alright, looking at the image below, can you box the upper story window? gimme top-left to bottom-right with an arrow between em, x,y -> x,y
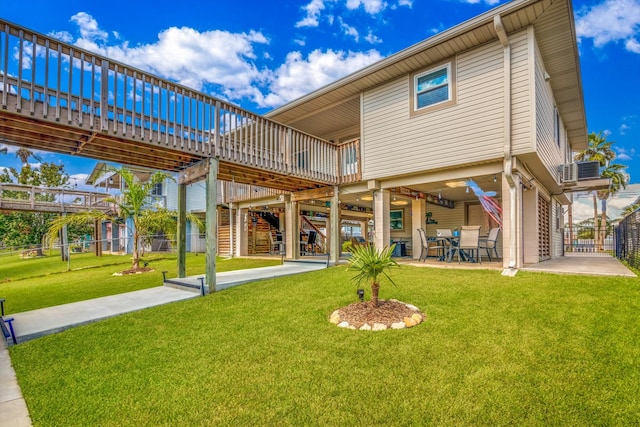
554,107 -> 561,147
410,60 -> 456,116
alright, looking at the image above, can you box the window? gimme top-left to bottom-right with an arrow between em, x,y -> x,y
390,209 -> 404,230
414,64 -> 452,110
554,107 -> 561,147
151,183 -> 163,196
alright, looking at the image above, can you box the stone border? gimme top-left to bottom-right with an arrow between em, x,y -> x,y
329,299 -> 425,331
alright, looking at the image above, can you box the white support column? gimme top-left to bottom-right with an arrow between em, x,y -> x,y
235,207 -> 248,257
373,189 -> 390,251
285,200 -> 299,259
329,186 -> 341,265
205,158 -> 218,294
411,198 -> 427,260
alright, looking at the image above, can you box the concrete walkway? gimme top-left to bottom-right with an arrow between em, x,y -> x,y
0,345 -> 31,427
1,260 -> 328,427
521,255 -> 636,277
164,259 -> 329,293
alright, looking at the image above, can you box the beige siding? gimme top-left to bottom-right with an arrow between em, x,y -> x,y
362,41 -> 505,179
532,34 -> 567,179
510,30 -> 534,153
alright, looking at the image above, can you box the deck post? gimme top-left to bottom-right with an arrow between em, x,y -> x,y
177,182 -> 187,278
205,157 -> 218,293
329,186 -> 341,265
94,219 -> 102,257
285,200 -> 299,259
60,214 -> 68,262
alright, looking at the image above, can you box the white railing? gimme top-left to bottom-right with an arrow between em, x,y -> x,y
0,183 -> 114,212
0,19 -> 361,186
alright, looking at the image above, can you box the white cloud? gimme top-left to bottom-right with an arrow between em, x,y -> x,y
65,13 -> 270,102
261,48 -> 383,107
365,30 -> 382,44
619,124 -> 631,136
456,0 -> 501,5
627,37 -> 640,52
576,0 -> 640,53
346,0 -> 387,15
296,0 -> 329,28
570,185 -> 640,221
70,12 -> 108,42
615,145 -> 635,161
339,18 -> 360,41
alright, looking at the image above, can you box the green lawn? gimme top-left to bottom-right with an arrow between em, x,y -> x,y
0,252 -> 280,313
8,265 -> 640,426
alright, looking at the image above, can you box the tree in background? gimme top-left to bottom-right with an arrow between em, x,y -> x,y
48,165 -> 201,271
621,200 -> 640,218
575,131 -> 628,251
0,148 -> 83,249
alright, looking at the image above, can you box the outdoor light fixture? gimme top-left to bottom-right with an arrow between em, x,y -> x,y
360,194 -> 373,201
493,174 -> 497,183
357,288 -> 365,302
466,186 -> 469,193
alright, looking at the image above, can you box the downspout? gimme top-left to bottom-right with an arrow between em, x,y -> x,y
494,15 -> 518,275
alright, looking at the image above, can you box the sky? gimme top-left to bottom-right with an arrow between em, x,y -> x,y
0,0 -> 639,220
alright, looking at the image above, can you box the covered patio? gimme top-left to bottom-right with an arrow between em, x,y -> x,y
398,255 -> 635,277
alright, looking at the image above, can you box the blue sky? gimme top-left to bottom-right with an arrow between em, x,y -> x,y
1,0 -> 639,219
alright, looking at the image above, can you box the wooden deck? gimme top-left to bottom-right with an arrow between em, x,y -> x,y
0,19 -> 361,192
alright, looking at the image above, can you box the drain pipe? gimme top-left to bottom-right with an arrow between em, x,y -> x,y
494,15 -> 518,276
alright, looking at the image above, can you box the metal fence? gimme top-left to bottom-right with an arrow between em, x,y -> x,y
615,210 -> 640,270
563,226 -> 614,257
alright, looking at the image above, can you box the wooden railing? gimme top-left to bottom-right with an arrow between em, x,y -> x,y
0,19 -> 361,186
0,183 -> 114,213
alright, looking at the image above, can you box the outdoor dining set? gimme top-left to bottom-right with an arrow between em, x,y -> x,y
417,226 -> 500,263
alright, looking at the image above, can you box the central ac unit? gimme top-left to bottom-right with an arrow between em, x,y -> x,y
561,163 -> 577,183
576,161 -> 601,180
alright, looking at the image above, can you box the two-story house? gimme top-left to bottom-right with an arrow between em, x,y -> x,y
226,0 -> 608,270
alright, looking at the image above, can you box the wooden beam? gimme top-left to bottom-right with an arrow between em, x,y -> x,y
179,160 -> 209,185
291,186 -> 335,202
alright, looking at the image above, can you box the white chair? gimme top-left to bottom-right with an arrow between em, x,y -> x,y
479,227 -> 500,261
269,232 -> 285,255
417,228 -> 446,261
449,225 -> 481,263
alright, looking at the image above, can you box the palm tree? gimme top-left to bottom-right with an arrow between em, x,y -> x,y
48,165 -> 201,271
347,244 -> 398,307
575,131 -> 626,251
621,201 -> 640,217
596,162 -> 628,247
15,147 -> 42,165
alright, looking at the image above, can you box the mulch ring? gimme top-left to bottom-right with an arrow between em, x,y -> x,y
112,267 -> 154,276
329,299 -> 425,331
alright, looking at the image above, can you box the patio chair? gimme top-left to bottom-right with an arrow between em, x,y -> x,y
269,232 -> 285,255
449,225 -> 481,263
304,230 -> 318,255
479,227 -> 500,261
417,228 -> 446,261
